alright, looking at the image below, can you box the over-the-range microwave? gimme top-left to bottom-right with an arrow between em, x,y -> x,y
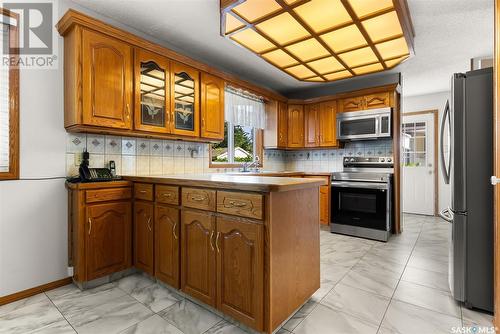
336,107 -> 392,141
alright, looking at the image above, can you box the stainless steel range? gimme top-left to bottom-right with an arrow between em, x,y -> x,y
331,156 -> 394,242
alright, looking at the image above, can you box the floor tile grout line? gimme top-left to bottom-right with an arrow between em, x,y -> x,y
43,292 -> 79,334
375,219 -> 425,333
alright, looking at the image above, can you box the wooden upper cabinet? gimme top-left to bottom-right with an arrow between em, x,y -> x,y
82,29 -> 133,129
319,100 -> 337,147
134,48 -> 171,133
339,92 -> 392,112
305,104 -> 320,147
201,73 -> 225,140
171,62 -> 200,137
278,102 -> 288,148
155,205 -> 180,288
181,210 -> 216,306
338,95 -> 364,113
85,201 -> 132,280
364,92 -> 391,110
287,104 -> 304,148
134,201 -> 154,275
216,217 -> 264,331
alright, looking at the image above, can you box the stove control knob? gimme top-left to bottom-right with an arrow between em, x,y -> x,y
350,158 -> 355,162
387,158 -> 392,162
380,158 -> 385,162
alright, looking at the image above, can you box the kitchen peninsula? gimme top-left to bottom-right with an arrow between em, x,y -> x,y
67,174 -> 325,334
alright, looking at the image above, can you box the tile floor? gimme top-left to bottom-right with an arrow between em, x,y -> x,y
0,214 -> 495,334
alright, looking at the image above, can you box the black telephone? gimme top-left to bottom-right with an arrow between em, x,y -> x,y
78,150 -> 115,182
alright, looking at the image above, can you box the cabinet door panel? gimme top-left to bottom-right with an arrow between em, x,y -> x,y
339,96 -> 364,112
181,210 -> 216,306
82,29 -> 132,129
134,201 -> 154,275
319,100 -> 337,147
216,217 -> 264,330
278,102 -> 288,148
171,62 -> 200,137
134,48 -> 170,133
86,201 -> 131,280
155,205 -> 180,288
287,105 -> 304,148
364,92 -> 391,109
305,104 -> 319,147
201,73 -> 225,140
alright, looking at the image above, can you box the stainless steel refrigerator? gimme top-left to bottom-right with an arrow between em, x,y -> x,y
439,67 -> 493,312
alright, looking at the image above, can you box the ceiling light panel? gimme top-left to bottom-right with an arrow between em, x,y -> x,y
221,0 -> 414,82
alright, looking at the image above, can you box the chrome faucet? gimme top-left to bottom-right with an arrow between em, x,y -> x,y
241,156 -> 261,172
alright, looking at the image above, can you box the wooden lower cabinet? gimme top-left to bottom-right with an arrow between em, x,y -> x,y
319,185 -> 329,225
134,201 -> 154,275
181,210 -> 217,306
155,205 -> 180,288
216,217 -> 264,330
86,201 -> 132,280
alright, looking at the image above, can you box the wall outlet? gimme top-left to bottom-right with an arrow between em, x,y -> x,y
67,266 -> 74,277
74,153 -> 83,166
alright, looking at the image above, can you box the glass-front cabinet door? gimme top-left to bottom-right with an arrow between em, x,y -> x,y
134,48 -> 170,133
171,62 -> 200,137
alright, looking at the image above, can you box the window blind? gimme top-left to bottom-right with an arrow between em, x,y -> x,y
0,24 -> 9,172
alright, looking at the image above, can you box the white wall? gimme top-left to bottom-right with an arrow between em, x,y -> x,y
402,91 -> 451,215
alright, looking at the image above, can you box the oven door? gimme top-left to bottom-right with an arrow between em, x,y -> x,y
331,181 -> 389,231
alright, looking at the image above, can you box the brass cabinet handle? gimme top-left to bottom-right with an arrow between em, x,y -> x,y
147,216 -> 152,232
162,193 -> 173,198
202,118 -> 205,129
173,221 -> 178,240
88,218 -> 92,235
210,230 -> 215,251
229,200 -> 247,208
125,104 -> 130,119
190,195 -> 206,202
216,232 -> 221,253
138,190 -> 147,194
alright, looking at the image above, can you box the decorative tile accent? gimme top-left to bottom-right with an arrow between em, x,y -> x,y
163,140 -> 174,157
87,135 -> 105,154
67,133 -> 87,153
137,139 -> 151,156
122,138 -> 137,156
173,142 -> 185,157
105,136 -> 122,155
150,140 -> 163,156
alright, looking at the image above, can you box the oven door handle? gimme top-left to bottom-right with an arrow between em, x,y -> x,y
331,181 -> 388,190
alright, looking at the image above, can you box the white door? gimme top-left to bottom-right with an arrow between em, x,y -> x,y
402,113 -> 436,215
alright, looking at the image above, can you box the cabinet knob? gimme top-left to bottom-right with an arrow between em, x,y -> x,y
125,104 -> 130,120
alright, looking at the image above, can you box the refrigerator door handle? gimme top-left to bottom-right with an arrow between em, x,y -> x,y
440,100 -> 451,185
439,207 -> 454,223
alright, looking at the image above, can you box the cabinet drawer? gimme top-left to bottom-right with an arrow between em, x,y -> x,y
156,185 -> 179,205
86,187 -> 131,203
134,183 -> 154,201
182,188 -> 216,211
217,191 -> 263,220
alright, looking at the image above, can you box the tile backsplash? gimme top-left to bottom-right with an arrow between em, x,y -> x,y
66,133 -> 228,177
264,139 -> 393,173
66,134 -> 392,176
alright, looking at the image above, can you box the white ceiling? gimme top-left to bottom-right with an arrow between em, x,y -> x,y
69,0 -> 493,97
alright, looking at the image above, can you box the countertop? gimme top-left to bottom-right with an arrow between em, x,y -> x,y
122,173 -> 326,192
228,171 -> 332,177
